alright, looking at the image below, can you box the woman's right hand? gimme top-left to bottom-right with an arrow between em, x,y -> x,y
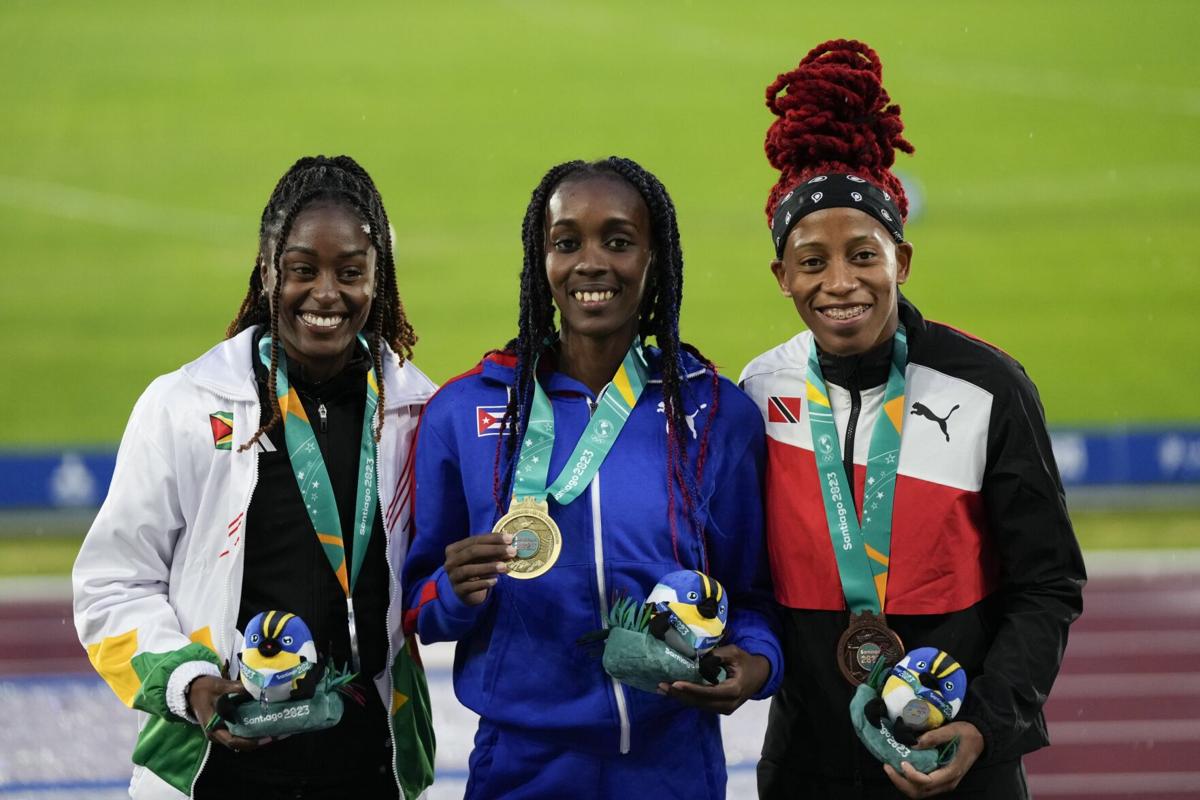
444,532 -> 515,605
186,675 -> 271,753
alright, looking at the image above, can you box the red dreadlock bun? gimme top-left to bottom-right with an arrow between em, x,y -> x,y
764,39 -> 914,223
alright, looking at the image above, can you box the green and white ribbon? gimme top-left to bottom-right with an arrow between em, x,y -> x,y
513,339 -> 649,505
805,328 -> 908,613
258,335 -> 379,670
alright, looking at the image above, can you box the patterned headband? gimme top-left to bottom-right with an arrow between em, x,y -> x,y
771,174 -> 905,258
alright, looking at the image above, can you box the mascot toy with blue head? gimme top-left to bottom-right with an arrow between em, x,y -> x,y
238,611 -> 319,702
208,610 -> 360,739
647,569 -> 728,660
880,647 -> 967,742
849,646 -> 967,774
580,570 -> 729,693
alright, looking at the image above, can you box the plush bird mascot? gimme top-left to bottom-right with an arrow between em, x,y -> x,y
209,610 -> 359,739
238,611 -> 319,703
579,570 -> 729,693
849,647 -> 965,774
646,570 -> 729,658
880,647 -> 967,744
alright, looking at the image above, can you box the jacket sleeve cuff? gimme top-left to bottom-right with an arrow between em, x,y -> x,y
166,660 -> 222,723
732,633 -> 783,700
953,711 -> 993,758
415,568 -> 492,643
435,568 -> 490,620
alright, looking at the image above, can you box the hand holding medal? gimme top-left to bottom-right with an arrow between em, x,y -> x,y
490,339 -> 648,580
443,532 -> 518,605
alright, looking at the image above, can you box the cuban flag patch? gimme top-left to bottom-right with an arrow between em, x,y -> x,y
476,405 -> 508,436
767,396 -> 802,424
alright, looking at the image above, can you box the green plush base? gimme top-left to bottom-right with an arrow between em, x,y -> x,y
601,627 -> 724,694
222,689 -> 345,738
849,683 -> 956,774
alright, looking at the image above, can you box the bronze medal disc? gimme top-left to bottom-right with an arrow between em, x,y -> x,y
836,611 -> 904,685
491,497 -> 562,580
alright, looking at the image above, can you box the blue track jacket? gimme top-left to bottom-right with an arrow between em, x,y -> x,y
402,347 -> 782,755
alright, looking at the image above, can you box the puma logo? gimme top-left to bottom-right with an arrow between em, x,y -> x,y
910,402 -> 959,442
657,401 -> 708,439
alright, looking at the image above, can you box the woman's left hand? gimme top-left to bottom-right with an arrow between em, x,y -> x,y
883,721 -> 985,797
657,645 -> 770,715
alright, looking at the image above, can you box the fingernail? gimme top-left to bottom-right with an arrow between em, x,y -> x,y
496,562 -> 508,573
506,546 -> 517,557
502,533 -> 513,544
487,578 -> 498,586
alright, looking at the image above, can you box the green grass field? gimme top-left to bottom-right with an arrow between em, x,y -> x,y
2,1 -> 1199,446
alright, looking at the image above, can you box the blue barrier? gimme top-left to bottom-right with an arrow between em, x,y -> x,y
0,452 -> 116,509
1048,429 -> 1200,486
1,428 -> 1198,509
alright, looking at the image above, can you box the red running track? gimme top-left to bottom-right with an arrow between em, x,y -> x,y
4,566 -> 1198,798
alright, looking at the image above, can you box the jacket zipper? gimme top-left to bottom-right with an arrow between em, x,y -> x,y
318,401 -> 328,434
843,386 -> 861,513
588,397 -> 631,754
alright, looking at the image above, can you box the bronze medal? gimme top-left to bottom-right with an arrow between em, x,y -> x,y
836,610 -> 904,685
491,496 -> 562,580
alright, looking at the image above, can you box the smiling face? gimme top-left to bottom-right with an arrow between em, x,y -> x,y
770,206 -> 912,356
261,202 -> 377,380
544,175 -> 653,345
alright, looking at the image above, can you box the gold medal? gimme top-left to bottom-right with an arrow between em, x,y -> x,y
836,610 -> 904,685
491,496 -> 562,580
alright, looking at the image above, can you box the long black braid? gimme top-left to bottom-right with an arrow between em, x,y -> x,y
493,157 -> 721,568
227,155 -> 418,452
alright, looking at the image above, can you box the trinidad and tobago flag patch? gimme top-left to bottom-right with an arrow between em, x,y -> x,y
476,405 -> 507,437
209,411 -> 234,450
767,396 -> 802,424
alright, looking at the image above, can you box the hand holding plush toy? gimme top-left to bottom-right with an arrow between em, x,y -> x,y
209,610 -> 360,739
580,570 -> 730,693
849,647 -> 966,775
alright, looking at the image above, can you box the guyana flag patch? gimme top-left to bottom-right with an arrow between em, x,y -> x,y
209,411 -> 234,450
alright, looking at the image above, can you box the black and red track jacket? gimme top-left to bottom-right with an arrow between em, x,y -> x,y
740,296 -> 1086,794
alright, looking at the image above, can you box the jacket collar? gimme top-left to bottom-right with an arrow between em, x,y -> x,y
478,343 -> 709,396
809,293 -> 925,390
898,291 -> 926,342
181,326 -> 435,410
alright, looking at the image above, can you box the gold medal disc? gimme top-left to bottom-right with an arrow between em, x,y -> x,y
836,610 -> 904,685
492,497 -> 562,580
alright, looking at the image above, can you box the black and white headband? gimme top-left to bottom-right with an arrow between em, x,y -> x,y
770,174 -> 905,258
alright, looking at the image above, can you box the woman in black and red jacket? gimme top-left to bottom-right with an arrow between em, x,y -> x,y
739,39 -> 1085,799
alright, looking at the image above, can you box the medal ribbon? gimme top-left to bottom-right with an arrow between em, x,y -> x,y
258,335 -> 379,669
806,327 -> 908,614
513,339 -> 649,506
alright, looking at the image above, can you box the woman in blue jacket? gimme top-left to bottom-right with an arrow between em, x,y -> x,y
402,157 -> 782,798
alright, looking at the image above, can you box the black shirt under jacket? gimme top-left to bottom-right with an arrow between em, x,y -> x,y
196,333 -> 394,793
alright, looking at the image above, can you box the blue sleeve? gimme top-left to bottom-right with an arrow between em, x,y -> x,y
401,394 -> 494,643
704,385 -> 783,700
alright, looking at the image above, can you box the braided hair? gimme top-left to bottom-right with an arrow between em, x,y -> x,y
493,157 -> 720,568
227,155 -> 418,451
764,39 -> 915,222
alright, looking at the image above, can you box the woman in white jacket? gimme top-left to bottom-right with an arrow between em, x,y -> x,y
73,156 -> 436,799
